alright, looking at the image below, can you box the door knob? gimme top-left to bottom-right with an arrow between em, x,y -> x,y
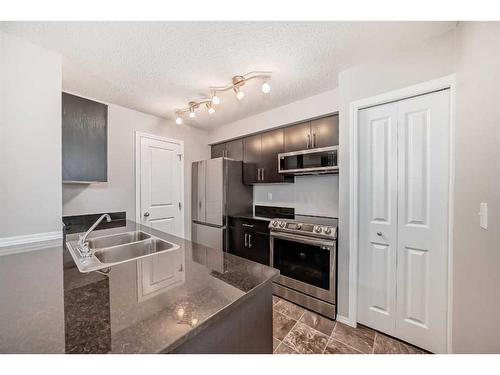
144,212 -> 150,217
376,231 -> 382,236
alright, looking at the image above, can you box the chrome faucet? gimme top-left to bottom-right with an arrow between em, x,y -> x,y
77,214 -> 111,258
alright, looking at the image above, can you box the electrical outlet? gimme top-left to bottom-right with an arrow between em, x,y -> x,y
267,193 -> 273,201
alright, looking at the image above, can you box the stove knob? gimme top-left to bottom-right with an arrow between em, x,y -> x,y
279,221 -> 286,228
272,220 -> 278,227
324,227 -> 332,235
296,223 -> 302,230
314,225 -> 322,233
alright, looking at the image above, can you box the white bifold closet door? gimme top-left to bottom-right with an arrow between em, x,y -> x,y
358,89 -> 450,353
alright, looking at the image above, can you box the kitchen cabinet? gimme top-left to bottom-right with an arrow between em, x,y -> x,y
284,115 -> 338,152
62,92 -> 108,183
242,133 -> 262,184
311,115 -> 339,149
228,217 -> 270,266
211,143 -> 225,158
243,129 -> 291,184
284,121 -> 312,152
211,139 -> 243,160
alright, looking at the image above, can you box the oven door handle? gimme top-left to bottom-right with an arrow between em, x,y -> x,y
270,232 -> 335,248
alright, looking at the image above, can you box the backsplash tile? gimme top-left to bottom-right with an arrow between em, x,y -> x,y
253,175 -> 338,217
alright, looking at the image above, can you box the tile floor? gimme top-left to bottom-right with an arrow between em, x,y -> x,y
272,295 -> 427,354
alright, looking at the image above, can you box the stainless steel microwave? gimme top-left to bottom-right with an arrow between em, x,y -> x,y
278,146 -> 338,175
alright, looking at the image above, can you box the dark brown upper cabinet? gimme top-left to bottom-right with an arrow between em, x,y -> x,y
62,92 -> 108,183
242,133 -> 261,184
284,115 -> 338,152
211,143 -> 225,158
210,139 -> 243,160
243,129 -> 292,184
284,121 -> 312,152
311,115 -> 339,149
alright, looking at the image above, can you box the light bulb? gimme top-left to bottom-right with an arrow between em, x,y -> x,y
206,103 -> 215,115
261,81 -> 271,94
175,116 -> 182,125
189,108 -> 196,118
211,95 -> 220,105
233,86 -> 245,101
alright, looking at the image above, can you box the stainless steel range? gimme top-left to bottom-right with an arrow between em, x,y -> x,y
269,215 -> 338,318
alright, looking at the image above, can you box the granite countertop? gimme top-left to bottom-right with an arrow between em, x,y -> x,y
0,220 -> 278,354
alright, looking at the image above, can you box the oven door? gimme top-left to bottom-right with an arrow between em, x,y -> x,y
270,231 -> 336,304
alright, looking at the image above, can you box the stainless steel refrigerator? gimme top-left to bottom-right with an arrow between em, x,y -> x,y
192,158 -> 252,251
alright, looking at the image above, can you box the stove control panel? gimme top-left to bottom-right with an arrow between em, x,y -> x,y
269,220 -> 337,240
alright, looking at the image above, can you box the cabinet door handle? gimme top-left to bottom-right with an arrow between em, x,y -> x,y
242,223 -> 254,228
257,168 -> 261,181
313,133 -> 316,148
248,234 -> 252,248
262,168 -> 265,181
307,134 -> 311,148
244,233 -> 248,247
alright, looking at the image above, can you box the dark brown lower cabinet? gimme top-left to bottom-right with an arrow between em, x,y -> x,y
228,217 -> 270,266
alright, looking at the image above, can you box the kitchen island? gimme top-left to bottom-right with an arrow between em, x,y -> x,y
0,220 -> 278,354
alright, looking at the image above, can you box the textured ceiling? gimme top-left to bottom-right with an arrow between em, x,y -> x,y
0,21 -> 456,129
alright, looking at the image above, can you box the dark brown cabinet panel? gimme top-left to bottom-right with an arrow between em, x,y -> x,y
243,134 -> 262,184
228,218 -> 270,266
284,121 -> 311,152
62,92 -> 108,183
211,139 -> 243,160
211,143 -> 225,158
311,115 -> 339,148
260,128 -> 284,183
225,139 -> 243,160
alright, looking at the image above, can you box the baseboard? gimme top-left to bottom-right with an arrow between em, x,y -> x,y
0,231 -> 63,256
336,314 -> 356,327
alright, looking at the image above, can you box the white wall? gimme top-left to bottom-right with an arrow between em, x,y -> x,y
451,22 -> 500,353
0,31 -> 62,238
62,101 -> 210,240
208,89 -> 339,144
336,30 -> 456,317
254,175 -> 339,217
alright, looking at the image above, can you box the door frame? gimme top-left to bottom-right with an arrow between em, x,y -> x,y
347,75 -> 456,353
135,131 -> 185,238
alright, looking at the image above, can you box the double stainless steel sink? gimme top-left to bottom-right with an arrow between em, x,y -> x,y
66,230 -> 180,273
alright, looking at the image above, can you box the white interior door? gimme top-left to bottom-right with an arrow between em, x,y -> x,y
358,102 -> 399,336
395,90 -> 450,353
357,89 -> 450,353
138,134 -> 183,237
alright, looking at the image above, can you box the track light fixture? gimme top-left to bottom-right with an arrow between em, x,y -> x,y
174,71 -> 271,124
